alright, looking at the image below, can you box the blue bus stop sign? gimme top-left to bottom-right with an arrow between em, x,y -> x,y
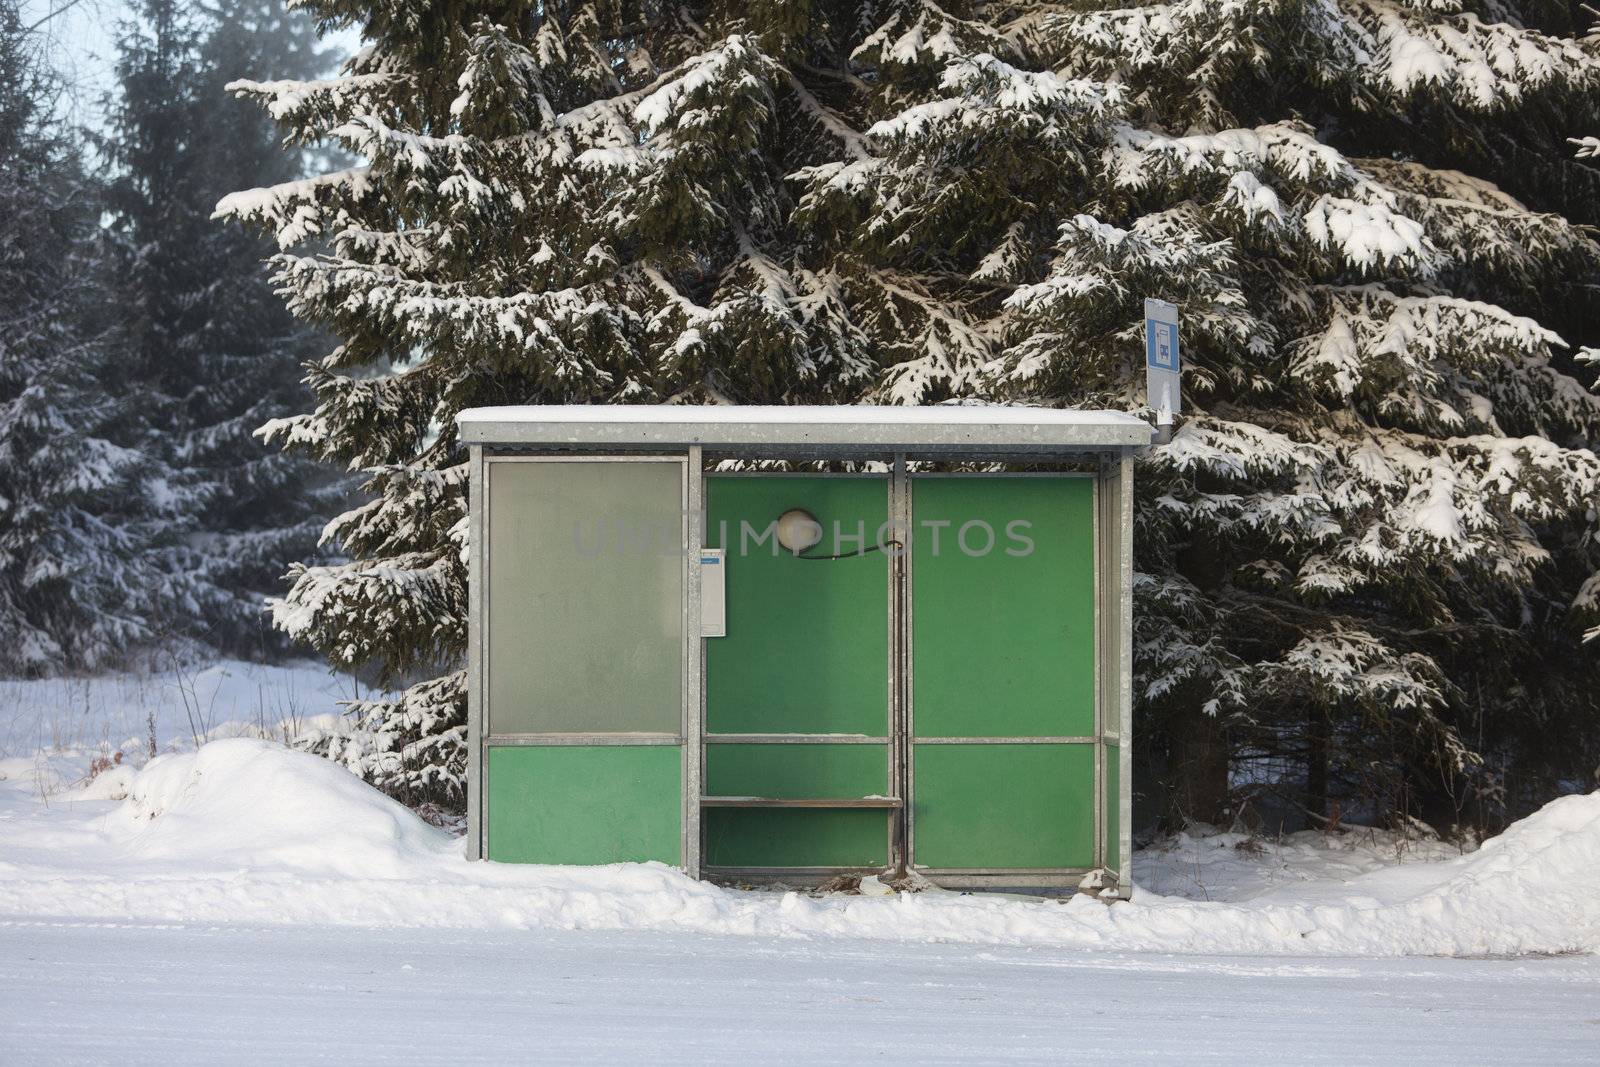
1144,298 -> 1180,416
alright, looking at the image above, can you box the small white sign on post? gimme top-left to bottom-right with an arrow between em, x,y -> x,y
699,548 -> 726,638
1144,298 -> 1180,422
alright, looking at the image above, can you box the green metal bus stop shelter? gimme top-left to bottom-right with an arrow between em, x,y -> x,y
458,405 -> 1150,896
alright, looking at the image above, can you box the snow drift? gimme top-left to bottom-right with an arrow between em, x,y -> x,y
2,738 -> 1597,957
104,738 -> 454,878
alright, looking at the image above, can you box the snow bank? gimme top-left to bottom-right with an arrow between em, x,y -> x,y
2,739 -> 1596,958
1274,791 -> 1600,955
105,739 -> 454,878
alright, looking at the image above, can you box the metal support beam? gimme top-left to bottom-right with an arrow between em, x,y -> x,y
1094,451 -> 1137,898
684,445 -> 704,878
465,444 -> 485,860
890,453 -> 911,875
1116,452 -> 1135,899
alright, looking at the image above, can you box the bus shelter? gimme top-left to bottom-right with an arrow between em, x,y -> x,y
458,405 -> 1148,895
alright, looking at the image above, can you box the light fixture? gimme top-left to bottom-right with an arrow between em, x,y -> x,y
776,508 -> 823,554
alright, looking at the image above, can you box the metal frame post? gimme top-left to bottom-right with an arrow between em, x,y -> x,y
1094,451 -> 1136,898
684,445 -> 703,877
890,453 -> 910,873
466,444 -> 486,859
1117,451 -> 1135,899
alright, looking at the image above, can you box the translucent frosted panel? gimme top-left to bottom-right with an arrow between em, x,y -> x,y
487,460 -> 683,734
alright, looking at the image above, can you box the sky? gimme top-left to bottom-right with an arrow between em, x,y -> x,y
19,0 -> 121,126
20,0 -> 358,130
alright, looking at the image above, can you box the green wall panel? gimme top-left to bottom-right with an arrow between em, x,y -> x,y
912,743 -> 1094,870
487,745 -> 681,865
1104,743 -> 1120,873
705,744 -> 887,799
705,476 -> 889,736
487,460 -> 682,735
912,476 -> 1095,738
704,809 -> 888,869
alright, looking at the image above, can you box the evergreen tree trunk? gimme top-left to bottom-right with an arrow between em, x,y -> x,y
1307,707 -> 1331,828
1171,707 -> 1231,827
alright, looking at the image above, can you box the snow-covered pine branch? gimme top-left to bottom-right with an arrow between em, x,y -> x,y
226,0 -> 1600,817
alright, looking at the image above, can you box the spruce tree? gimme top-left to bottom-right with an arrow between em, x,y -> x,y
0,0 -> 179,673
227,1 -> 1600,824
102,0 -> 337,660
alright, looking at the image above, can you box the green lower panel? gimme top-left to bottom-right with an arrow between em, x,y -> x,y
705,743 -> 887,799
487,745 -> 681,865
1104,744 -> 1120,874
912,743 -> 1095,869
703,808 -> 888,869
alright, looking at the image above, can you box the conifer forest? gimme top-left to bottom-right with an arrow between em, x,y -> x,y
8,0 -> 1600,839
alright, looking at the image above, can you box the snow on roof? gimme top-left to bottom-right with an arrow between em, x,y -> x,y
458,404 -> 1146,427
456,404 -> 1152,452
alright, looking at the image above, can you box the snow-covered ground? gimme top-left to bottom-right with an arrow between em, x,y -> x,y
4,921 -> 1596,1063
1134,823 -> 1467,901
6,732 -> 1598,957
1,665 -> 1598,1060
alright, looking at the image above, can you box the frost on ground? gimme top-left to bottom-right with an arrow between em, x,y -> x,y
2,736 -> 1597,959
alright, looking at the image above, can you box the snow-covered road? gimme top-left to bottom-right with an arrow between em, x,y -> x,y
2,919 -> 1596,1063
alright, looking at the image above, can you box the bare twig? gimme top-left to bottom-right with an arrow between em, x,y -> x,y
23,0 -> 94,35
